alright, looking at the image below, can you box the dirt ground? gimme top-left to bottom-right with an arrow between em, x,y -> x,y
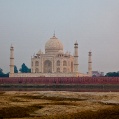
0,91 -> 119,119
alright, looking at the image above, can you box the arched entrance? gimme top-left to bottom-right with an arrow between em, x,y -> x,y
35,68 -> 39,73
44,60 -> 52,73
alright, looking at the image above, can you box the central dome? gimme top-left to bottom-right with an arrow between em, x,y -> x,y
45,35 -> 63,54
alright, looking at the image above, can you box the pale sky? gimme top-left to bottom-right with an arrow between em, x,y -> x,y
0,0 -> 119,74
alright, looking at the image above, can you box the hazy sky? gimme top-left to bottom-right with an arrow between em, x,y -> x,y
0,0 -> 119,74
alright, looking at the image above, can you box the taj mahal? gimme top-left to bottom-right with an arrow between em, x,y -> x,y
9,34 -> 92,77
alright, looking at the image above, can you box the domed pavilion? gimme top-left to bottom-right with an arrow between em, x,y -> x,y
31,34 -> 75,75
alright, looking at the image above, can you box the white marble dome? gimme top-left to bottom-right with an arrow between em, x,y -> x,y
45,35 -> 63,53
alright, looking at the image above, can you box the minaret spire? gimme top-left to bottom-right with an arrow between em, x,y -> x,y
88,51 -> 92,77
9,45 -> 14,77
74,41 -> 79,73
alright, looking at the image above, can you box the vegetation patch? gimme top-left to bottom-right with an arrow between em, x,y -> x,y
9,98 -> 27,102
17,95 -> 87,101
40,102 -> 78,106
99,101 -> 119,106
51,101 -> 78,106
0,104 -> 43,118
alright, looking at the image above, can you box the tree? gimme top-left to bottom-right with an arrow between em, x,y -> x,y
0,68 -> 3,75
3,72 -> 9,77
19,63 -> 31,73
14,65 -> 18,73
0,68 -> 9,77
105,72 -> 119,77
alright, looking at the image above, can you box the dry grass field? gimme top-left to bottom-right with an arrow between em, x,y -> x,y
0,91 -> 119,119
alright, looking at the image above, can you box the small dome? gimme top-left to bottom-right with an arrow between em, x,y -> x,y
58,50 -> 64,54
65,51 -> 69,56
45,35 -> 63,54
36,49 -> 42,55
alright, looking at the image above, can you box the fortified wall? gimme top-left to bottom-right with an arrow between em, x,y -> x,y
1,77 -> 119,84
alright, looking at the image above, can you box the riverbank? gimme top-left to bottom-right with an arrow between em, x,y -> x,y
0,91 -> 119,119
1,84 -> 119,92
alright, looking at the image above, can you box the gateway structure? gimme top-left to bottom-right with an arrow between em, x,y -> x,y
9,34 -> 92,77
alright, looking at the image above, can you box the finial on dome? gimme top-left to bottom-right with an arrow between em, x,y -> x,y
10,44 -> 14,48
53,30 -> 55,37
89,50 -> 92,53
74,40 -> 78,45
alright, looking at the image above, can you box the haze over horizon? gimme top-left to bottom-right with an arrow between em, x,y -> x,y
0,0 -> 119,74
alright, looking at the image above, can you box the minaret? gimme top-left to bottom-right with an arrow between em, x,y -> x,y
74,41 -> 79,73
10,45 -> 14,76
88,51 -> 92,77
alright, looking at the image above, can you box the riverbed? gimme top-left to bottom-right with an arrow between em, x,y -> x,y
0,91 -> 119,119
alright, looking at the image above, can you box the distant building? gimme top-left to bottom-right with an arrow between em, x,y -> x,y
92,71 -> 104,77
9,34 -> 92,77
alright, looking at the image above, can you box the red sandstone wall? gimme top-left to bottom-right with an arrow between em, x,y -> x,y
0,77 -> 119,84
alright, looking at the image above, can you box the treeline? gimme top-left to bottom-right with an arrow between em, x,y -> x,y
0,68 -> 9,77
105,72 -> 119,77
1,64 -> 119,77
0,63 -> 31,77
